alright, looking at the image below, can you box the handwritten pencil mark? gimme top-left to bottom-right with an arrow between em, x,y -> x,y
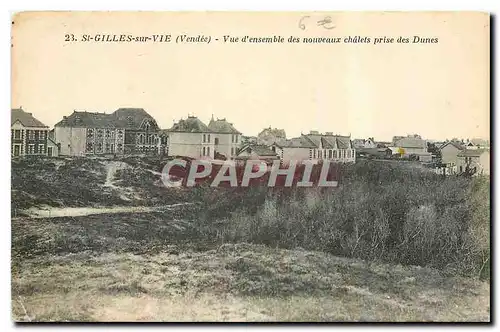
298,15 -> 336,30
298,16 -> 310,30
317,16 -> 336,30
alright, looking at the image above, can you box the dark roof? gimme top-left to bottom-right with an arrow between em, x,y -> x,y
457,149 -> 489,157
54,108 -> 158,130
11,108 -> 48,128
304,134 -> 352,149
274,134 -> 352,149
439,141 -> 465,151
168,116 -> 212,133
208,118 -> 241,134
276,136 -> 316,148
238,144 -> 278,157
54,111 -> 117,128
113,108 -> 158,129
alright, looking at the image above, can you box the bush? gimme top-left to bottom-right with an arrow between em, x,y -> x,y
194,160 -> 490,278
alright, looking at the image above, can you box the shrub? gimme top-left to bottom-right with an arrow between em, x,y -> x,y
195,160 -> 490,278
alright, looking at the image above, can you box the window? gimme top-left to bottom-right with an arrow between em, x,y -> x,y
309,149 -> 313,159
203,146 -> 206,156
87,128 -> 94,138
328,150 -> 332,159
96,142 -> 103,153
40,131 -> 46,140
231,147 -> 234,155
28,130 -> 35,140
28,144 -> 35,154
117,130 -> 124,140
105,130 -> 111,139
324,150 -> 327,158
236,135 -> 239,143
97,129 -> 103,138
215,138 -> 219,145
207,134 -> 211,143
333,150 -> 337,158
86,142 -> 94,153
207,147 -> 210,156
136,133 -> 145,145
203,134 -> 206,143
313,149 -> 316,159
231,135 -> 235,143
14,130 -> 21,140
38,144 -> 45,154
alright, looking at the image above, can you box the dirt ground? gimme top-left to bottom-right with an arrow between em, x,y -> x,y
12,241 -> 490,322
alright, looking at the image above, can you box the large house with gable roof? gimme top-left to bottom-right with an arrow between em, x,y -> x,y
163,115 -> 242,159
53,108 -> 161,156
164,116 -> 215,158
271,131 -> 356,163
11,108 -> 50,157
208,116 -> 242,159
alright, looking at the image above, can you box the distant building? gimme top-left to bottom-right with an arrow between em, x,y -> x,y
439,141 -> 465,168
457,149 -> 490,175
11,108 -> 49,157
465,138 -> 490,150
235,144 -> 279,162
241,136 -> 257,146
257,127 -> 286,146
391,134 -> 431,161
272,131 -> 355,163
352,137 -> 377,149
357,147 -> 392,159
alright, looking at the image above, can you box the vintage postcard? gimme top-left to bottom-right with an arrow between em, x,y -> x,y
11,11 -> 490,322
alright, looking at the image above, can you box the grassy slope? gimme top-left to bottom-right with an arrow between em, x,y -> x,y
11,157 -> 188,211
12,243 -> 489,322
11,158 -> 490,322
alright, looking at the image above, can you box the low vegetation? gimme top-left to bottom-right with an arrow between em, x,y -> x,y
11,157 -> 490,322
195,160 -> 490,279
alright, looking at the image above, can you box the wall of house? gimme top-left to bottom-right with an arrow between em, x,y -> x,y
213,133 -> 241,159
11,122 -> 26,156
440,145 -> 460,165
400,147 -> 427,155
54,127 -> 87,156
457,152 -> 490,176
280,147 -> 356,163
11,123 -> 49,157
124,129 -> 160,154
85,128 -> 126,155
479,152 -> 490,175
281,148 -> 311,163
47,139 -> 60,157
168,132 -> 214,158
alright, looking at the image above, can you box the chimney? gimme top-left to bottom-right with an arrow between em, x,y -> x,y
325,132 -> 333,135
309,130 -> 319,135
